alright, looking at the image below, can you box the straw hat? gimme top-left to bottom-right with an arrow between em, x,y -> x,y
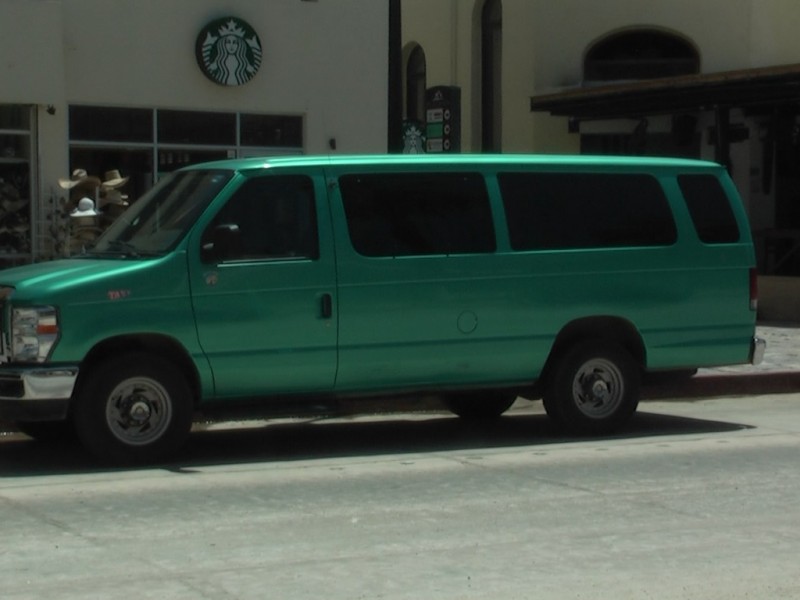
59,169 -> 101,190
99,189 -> 129,208
101,169 -> 129,189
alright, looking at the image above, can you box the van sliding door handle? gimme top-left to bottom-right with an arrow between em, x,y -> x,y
320,293 -> 333,319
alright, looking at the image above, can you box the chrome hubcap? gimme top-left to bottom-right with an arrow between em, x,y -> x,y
572,358 -> 624,419
106,377 -> 172,446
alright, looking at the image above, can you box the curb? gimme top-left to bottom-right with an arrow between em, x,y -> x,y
642,370 -> 800,400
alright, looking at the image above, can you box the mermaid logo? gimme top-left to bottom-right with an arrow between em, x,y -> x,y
196,17 -> 262,86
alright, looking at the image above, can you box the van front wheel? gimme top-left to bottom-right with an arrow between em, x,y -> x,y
73,355 -> 193,464
543,340 -> 639,434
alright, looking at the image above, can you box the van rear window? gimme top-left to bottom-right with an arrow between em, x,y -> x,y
498,172 -> 677,250
340,173 -> 496,257
678,174 -> 741,244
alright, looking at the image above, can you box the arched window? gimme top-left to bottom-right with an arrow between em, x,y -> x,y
406,45 -> 427,122
481,0 -> 502,151
585,29 -> 699,82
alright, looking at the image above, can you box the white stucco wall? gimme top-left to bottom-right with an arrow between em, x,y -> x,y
0,0 -> 66,105
749,0 -> 800,67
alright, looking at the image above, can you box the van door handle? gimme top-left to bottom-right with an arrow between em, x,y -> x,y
320,293 -> 333,319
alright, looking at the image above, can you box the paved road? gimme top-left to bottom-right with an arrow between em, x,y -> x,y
2,391 -> 800,600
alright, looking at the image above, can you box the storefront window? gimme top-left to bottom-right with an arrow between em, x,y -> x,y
68,148 -> 153,204
61,106 -> 303,257
0,106 -> 30,130
68,106 -> 303,188
69,106 -> 153,143
0,105 -> 33,267
158,110 -> 236,145
240,114 -> 303,148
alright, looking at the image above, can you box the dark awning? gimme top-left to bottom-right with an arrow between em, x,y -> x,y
530,63 -> 800,119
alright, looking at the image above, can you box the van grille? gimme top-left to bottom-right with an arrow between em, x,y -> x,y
0,376 -> 24,398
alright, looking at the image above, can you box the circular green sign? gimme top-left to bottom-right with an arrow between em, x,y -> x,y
196,17 -> 262,86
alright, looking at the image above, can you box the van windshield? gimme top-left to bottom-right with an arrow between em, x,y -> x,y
88,170 -> 233,257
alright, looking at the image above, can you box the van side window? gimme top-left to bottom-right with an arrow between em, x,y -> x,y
203,175 -> 319,261
678,174 -> 741,244
498,172 -> 677,250
339,173 -> 496,257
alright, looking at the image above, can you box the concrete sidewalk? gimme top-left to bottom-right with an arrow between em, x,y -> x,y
641,322 -> 800,400
704,323 -> 800,375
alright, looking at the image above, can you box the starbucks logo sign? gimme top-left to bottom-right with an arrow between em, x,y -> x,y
196,17 -> 262,86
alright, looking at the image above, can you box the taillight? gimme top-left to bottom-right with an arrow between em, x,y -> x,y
749,268 -> 758,312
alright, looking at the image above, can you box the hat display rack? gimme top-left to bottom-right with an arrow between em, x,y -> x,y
0,170 -> 31,257
51,168 -> 130,255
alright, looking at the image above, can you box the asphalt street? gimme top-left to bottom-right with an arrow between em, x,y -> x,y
1,323 -> 799,600
2,391 -> 800,600
3,317 -> 800,600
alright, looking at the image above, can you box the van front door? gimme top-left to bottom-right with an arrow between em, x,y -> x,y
188,173 -> 337,398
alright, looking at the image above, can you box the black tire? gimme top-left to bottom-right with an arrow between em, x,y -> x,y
443,392 -> 517,420
15,420 -> 76,443
73,354 -> 194,464
543,340 -> 640,434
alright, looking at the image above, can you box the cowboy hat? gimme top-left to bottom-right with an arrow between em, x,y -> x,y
99,189 -> 129,208
101,169 -> 129,189
58,169 -> 101,190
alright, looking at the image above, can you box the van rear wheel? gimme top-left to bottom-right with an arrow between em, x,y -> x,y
443,392 -> 517,420
543,340 -> 639,434
73,354 -> 193,464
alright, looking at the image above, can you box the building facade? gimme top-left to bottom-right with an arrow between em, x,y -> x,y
401,0 -> 800,289
5,0 -> 800,306
0,0 -> 389,264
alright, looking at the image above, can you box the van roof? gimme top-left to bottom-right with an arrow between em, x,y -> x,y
185,153 -> 723,172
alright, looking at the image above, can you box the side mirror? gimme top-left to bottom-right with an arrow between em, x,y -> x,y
202,223 -> 242,262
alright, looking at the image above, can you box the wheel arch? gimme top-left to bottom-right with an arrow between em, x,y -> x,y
75,334 -> 202,408
539,316 -> 646,388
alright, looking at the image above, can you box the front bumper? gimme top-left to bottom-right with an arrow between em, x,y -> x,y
0,366 -> 78,422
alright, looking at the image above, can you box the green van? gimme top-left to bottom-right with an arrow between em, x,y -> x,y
0,155 -> 764,462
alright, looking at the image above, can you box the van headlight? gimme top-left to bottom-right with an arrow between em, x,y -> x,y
11,306 -> 59,362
